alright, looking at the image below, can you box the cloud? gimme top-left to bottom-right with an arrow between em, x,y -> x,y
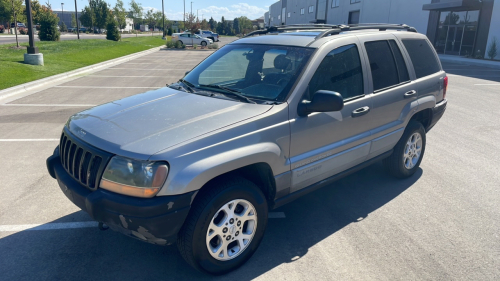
143,6 -> 160,13
165,3 -> 267,21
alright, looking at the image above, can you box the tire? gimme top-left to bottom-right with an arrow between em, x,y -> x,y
178,40 -> 183,45
384,121 -> 426,178
177,177 -> 268,275
201,41 -> 207,47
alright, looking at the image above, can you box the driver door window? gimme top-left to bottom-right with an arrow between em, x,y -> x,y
308,44 -> 363,101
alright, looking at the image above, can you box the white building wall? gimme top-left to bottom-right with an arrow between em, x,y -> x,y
269,1 -> 282,26
286,0 -> 319,25
486,0 -> 500,59
326,0 -> 429,33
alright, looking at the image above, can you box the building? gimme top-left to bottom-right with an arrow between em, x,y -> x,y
252,16 -> 265,29
53,10 -> 81,29
122,18 -> 134,32
265,0 -> 500,59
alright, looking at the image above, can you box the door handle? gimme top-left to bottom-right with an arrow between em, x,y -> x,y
404,90 -> 417,98
352,106 -> 370,118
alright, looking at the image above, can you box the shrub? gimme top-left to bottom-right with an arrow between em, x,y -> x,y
193,43 -> 198,49
38,6 -> 60,41
60,22 -> 67,32
0,25 -> 5,33
174,40 -> 183,49
487,37 -> 498,60
106,18 -> 121,41
18,27 -> 27,35
208,43 -> 219,49
166,40 -> 174,48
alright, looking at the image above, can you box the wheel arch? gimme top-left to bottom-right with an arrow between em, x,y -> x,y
409,108 -> 433,131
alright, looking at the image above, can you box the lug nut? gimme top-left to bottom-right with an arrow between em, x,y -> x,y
229,218 -> 234,224
237,221 -> 241,226
235,231 -> 239,236
223,227 -> 228,233
226,235 -> 231,241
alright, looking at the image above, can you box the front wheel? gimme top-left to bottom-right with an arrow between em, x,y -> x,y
178,40 -> 183,45
201,41 -> 207,47
384,121 -> 426,178
177,177 -> 268,275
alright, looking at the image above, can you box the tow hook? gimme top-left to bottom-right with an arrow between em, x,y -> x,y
98,222 -> 109,231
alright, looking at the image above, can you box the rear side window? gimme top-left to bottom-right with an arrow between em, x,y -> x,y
402,39 -> 441,79
309,44 -> 364,101
365,40 -> 409,91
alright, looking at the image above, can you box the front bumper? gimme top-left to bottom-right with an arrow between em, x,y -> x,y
46,148 -> 194,245
427,98 -> 447,132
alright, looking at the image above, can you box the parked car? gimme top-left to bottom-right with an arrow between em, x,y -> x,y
172,32 -> 213,46
196,29 -> 219,42
10,22 -> 26,28
79,27 -> 87,33
47,23 -> 447,275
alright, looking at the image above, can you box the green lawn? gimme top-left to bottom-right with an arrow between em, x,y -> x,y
0,36 -> 167,90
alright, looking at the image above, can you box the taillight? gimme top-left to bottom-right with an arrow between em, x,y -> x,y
443,76 -> 448,99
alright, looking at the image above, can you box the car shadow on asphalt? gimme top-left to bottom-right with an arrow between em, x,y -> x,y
0,162 -> 422,280
442,62 -> 500,83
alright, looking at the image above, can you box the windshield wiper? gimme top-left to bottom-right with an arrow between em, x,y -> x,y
178,79 -> 195,93
198,84 -> 256,104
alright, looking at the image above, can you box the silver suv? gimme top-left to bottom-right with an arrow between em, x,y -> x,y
46,24 -> 448,274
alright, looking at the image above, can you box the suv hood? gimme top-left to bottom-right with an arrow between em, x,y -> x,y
67,87 -> 272,159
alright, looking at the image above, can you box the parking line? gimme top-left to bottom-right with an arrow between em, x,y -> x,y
0,139 -> 59,141
0,212 -> 286,232
2,104 -> 96,107
108,68 -> 191,70
87,75 -> 168,78
474,84 -> 500,85
54,86 -> 161,89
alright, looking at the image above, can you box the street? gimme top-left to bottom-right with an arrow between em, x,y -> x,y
0,32 -> 164,45
0,36 -> 499,280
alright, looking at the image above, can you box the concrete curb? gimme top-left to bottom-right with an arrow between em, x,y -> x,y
439,55 -> 500,70
0,46 -> 162,100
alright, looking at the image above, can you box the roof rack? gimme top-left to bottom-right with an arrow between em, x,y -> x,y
243,23 -> 417,39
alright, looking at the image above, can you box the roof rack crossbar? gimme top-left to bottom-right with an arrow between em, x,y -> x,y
243,23 -> 417,39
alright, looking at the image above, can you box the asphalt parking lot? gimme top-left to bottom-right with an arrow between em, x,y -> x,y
1,38 -> 499,280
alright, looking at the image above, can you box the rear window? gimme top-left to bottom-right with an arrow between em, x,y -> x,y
402,39 -> 441,79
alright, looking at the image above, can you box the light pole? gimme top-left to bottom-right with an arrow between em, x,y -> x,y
74,0 -> 79,39
61,3 -> 64,31
24,0 -> 43,65
183,0 -> 185,31
161,0 -> 165,39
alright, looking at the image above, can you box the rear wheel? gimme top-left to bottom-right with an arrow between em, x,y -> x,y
177,177 -> 268,275
201,41 -> 207,47
178,40 -> 183,45
384,121 -> 426,178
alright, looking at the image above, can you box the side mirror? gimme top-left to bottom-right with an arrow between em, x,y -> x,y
184,71 -> 190,76
297,90 -> 344,117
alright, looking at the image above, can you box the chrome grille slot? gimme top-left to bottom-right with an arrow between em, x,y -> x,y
58,129 -> 112,191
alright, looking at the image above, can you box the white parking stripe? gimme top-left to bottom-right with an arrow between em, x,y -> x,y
108,68 -> 191,70
87,76 -> 168,77
54,86 -> 161,89
0,212 -> 286,232
2,104 -> 96,107
0,139 -> 59,141
474,84 -> 500,85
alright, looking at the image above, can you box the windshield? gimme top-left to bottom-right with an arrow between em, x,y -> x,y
183,44 -> 314,102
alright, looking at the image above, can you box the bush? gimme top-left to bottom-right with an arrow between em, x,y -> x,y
193,43 -> 198,49
166,40 -> 174,48
106,18 -> 121,41
60,22 -> 67,32
38,6 -> 60,41
0,25 -> 5,33
18,27 -> 27,35
174,40 -> 183,49
487,37 -> 498,60
208,43 -> 219,49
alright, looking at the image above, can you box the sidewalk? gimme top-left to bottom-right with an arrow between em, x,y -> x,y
439,54 -> 500,70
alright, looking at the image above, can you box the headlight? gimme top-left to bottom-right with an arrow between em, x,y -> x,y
99,156 -> 168,198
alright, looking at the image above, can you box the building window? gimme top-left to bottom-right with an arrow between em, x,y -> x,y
300,8 -> 305,15
332,0 -> 340,8
350,0 -> 361,3
271,17 -> 274,21
288,12 -> 291,18
348,10 -> 360,24
308,5 -> 314,13
278,15 -> 281,20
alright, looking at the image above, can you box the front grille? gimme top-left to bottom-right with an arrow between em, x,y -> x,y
59,128 -> 112,190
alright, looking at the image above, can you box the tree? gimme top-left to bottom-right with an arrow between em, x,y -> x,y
129,0 -> 143,36
60,21 -> 67,32
71,13 -> 76,28
145,8 -> 155,35
106,16 -> 120,41
208,17 -> 215,31
38,5 -> 60,41
216,21 -> 223,35
113,0 -> 127,30
201,18 -> 208,30
238,16 -> 253,34
94,0 -> 110,31
30,0 -> 43,23
233,17 -> 239,35
79,6 -> 94,31
487,37 -> 498,60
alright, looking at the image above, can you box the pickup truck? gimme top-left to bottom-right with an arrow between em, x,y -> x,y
196,30 -> 219,42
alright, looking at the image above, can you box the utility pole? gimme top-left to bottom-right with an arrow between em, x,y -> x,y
74,0 -> 79,39
197,9 -> 198,22
61,2 -> 64,30
190,1 -> 192,17
161,0 -> 165,39
183,0 -> 185,31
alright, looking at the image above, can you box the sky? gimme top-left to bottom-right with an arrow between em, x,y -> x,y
51,0 -> 276,21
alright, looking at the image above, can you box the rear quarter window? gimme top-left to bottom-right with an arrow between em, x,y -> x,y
402,39 -> 441,79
